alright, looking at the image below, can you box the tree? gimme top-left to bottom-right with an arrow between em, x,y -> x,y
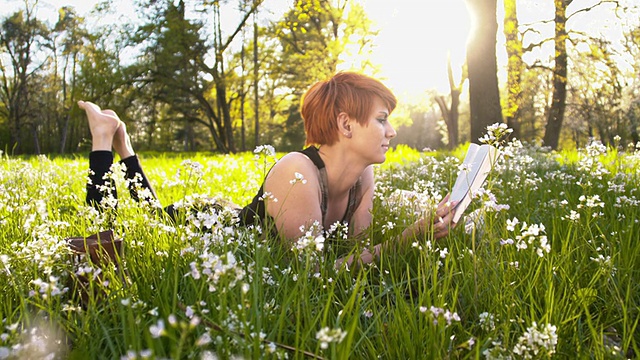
566,39 -> 626,147
503,0 -> 523,139
51,6 -> 88,153
537,0 -> 629,149
395,98 -> 445,151
541,0 -> 571,149
465,0 -> 503,143
622,7 -> 640,144
516,66 -> 552,142
72,8 -> 141,152
253,7 -> 260,148
203,0 -> 263,153
134,0 -> 224,151
0,2 -> 49,153
434,55 -> 466,149
132,0 -> 262,153
272,0 -> 376,150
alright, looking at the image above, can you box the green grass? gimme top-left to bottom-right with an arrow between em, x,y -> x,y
0,140 -> 638,359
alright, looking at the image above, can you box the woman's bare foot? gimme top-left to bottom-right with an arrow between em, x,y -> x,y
112,121 -> 135,160
78,101 -> 122,152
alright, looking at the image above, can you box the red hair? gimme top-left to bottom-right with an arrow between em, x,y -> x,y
301,72 -> 397,146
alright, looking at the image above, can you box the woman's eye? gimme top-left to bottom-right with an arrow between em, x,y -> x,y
377,118 -> 387,123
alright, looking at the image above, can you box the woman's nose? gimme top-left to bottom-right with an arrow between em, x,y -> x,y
386,122 -> 397,138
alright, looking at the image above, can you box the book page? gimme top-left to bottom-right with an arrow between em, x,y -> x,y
450,143 -> 480,203
449,144 -> 498,223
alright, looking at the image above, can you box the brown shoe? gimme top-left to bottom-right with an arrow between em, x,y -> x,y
66,230 -> 124,304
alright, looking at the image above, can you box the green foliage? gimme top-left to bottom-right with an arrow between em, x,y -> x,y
266,0 -> 378,151
0,8 -> 50,154
3,0 -> 640,155
1,140 -> 639,358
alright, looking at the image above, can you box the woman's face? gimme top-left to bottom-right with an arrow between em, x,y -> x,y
350,96 -> 397,164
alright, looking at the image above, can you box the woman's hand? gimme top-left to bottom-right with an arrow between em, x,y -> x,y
402,194 -> 458,241
334,243 -> 382,270
334,195 -> 458,271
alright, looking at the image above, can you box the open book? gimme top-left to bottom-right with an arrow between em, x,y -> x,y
449,143 -> 499,223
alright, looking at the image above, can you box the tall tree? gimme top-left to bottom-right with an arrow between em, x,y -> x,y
542,0 -> 571,149
253,7 -> 260,148
622,10 -> 640,144
136,0 -> 224,151
203,0 -> 263,153
516,0 -> 624,148
465,0 -> 503,143
134,0 -> 262,153
503,0 -> 522,139
0,2 -> 49,153
434,55 -> 466,149
273,0 -> 376,150
568,39 -> 626,146
52,6 -> 87,153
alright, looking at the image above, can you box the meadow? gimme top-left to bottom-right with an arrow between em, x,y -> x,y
0,131 -> 639,359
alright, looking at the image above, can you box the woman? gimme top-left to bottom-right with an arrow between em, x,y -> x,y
80,72 -> 457,268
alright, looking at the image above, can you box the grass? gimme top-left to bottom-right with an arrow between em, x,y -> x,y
0,138 -> 639,359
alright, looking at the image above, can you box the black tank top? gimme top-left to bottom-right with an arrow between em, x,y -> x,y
238,146 -> 362,231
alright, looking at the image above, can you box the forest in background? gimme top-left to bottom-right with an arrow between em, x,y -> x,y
1,0 -> 640,155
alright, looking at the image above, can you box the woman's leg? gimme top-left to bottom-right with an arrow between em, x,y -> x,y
113,123 -> 177,221
112,122 -> 159,204
79,101 -> 121,209
80,100 -> 160,209
86,151 -> 117,208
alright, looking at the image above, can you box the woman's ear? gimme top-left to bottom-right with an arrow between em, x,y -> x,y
337,112 -> 352,138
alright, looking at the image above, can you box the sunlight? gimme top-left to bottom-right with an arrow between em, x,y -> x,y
341,0 -> 472,100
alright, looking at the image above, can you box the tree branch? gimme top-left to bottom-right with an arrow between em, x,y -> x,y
526,62 -> 553,72
219,0 -> 264,54
567,0 -> 619,21
522,38 -> 553,53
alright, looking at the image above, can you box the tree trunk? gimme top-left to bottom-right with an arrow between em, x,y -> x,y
146,100 -> 157,149
240,43 -> 246,152
215,75 -> 235,153
543,0 -> 572,150
446,55 -> 462,149
32,124 -> 40,155
503,0 -> 522,139
434,91 -> 460,150
253,11 -> 260,148
8,114 -> 21,154
194,92 -> 227,152
213,3 -> 235,153
466,0 -> 503,143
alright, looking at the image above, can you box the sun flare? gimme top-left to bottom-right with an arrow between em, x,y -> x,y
339,0 -> 472,100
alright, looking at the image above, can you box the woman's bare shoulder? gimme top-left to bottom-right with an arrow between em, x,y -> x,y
265,151 -> 319,184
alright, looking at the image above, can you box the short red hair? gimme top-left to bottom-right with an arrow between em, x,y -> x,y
301,72 -> 397,146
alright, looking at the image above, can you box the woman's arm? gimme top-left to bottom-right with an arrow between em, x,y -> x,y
262,157 -> 456,269
263,152 -> 325,239
338,168 -> 457,270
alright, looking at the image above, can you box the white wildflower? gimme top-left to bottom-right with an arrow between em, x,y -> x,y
149,320 -> 166,338
512,322 -> 558,358
479,312 -> 496,331
506,217 -> 519,231
196,333 -> 212,346
289,172 -> 307,185
292,221 -> 325,257
315,327 -> 347,349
